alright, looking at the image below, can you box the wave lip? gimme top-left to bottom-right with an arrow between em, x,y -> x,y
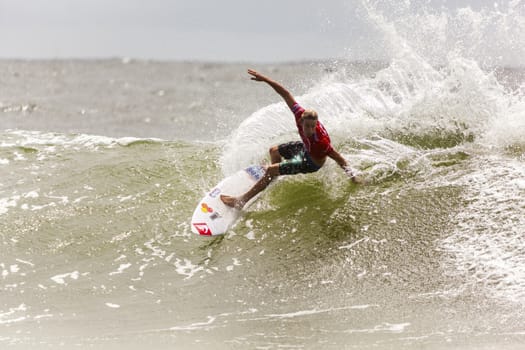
0,129 -> 165,150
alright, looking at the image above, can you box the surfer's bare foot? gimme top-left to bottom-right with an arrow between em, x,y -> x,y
220,195 -> 245,209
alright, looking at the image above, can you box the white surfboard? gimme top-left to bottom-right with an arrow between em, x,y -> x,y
191,165 -> 265,236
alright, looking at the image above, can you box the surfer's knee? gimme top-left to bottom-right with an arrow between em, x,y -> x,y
269,146 -> 281,163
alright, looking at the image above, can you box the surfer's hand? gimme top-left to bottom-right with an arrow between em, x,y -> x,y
343,166 -> 354,178
343,166 -> 361,184
248,69 -> 267,82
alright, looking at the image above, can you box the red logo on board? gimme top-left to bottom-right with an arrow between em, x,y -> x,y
193,223 -> 212,236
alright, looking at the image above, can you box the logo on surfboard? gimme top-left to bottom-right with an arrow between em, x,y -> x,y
245,165 -> 265,181
201,203 -> 214,213
193,222 -> 212,236
209,188 -> 221,198
210,212 -> 221,220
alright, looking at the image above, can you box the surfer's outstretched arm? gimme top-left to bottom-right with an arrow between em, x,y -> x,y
327,149 -> 360,183
327,149 -> 349,169
248,69 -> 296,110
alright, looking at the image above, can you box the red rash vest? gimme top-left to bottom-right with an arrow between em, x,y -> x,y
291,103 -> 334,159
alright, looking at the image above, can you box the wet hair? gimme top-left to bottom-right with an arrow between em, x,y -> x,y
301,109 -> 318,122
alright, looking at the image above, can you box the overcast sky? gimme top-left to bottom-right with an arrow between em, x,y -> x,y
0,0 -> 505,62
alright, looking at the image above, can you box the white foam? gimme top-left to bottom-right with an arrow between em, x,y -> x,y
23,191 -> 39,199
440,157 -> 525,302
174,258 -> 203,280
0,195 -> 20,216
33,313 -> 53,320
15,259 -> 34,267
266,305 -> 378,319
485,100 -> 525,150
345,322 -> 411,334
50,271 -> 80,285
109,263 -> 132,276
2,129 -> 164,151
0,304 -> 27,325
364,1 -> 525,68
339,236 -> 370,250
170,316 -> 216,331
105,303 -> 121,309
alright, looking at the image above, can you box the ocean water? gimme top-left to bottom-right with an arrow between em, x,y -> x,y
2,2 -> 525,350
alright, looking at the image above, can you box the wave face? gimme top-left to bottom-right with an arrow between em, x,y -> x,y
2,2 -> 525,349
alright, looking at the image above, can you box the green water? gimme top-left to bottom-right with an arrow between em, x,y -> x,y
2,128 -> 524,349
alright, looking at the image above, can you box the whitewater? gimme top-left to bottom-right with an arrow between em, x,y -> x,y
1,1 -> 525,349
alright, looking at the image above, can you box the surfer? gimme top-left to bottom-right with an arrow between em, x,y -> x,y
221,69 -> 358,209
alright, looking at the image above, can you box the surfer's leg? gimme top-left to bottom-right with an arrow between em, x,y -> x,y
239,164 -> 279,206
220,195 -> 239,208
221,164 -> 280,209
